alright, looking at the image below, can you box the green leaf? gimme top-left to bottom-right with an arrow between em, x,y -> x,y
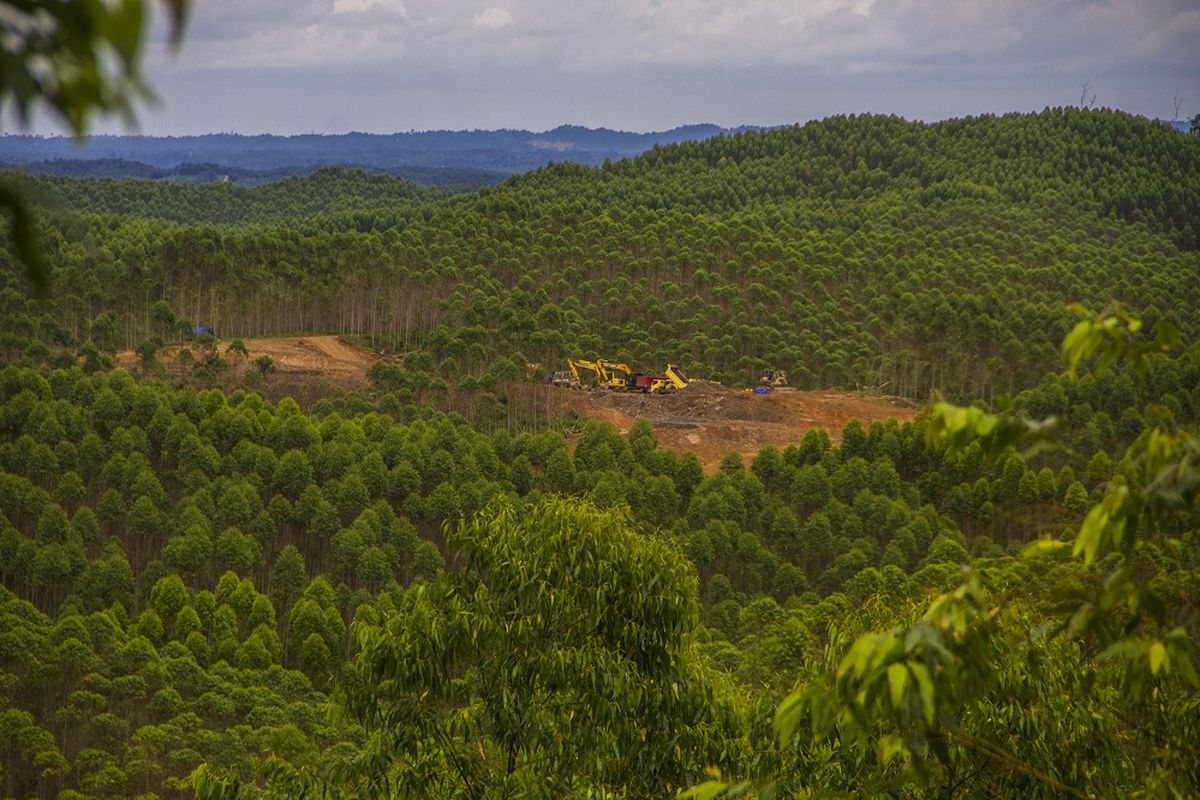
678,780 -> 729,800
1148,641 -> 1166,676
106,0 -> 147,68
907,662 -> 935,726
774,689 -> 805,747
1073,503 -> 1108,566
886,663 -> 908,709
1061,318 -> 1097,379
0,183 -> 48,298
878,733 -> 905,765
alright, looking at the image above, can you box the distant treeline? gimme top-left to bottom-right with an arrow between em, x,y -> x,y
0,123 -> 756,174
2,158 -> 510,187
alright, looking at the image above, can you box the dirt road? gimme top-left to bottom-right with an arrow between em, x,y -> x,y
229,336 -> 374,385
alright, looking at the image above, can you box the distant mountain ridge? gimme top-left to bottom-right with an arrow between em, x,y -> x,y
0,157 -> 510,187
0,124 -> 761,182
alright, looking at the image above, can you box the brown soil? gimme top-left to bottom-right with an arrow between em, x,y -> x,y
118,335 -> 375,387
119,336 -> 916,472
229,335 -> 375,385
556,381 -> 918,473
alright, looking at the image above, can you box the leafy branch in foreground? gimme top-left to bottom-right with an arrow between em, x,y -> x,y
697,304 -> 1198,798
1,0 -> 190,295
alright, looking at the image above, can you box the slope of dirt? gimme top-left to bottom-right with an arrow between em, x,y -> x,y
229,336 -> 375,385
120,336 -> 915,471
557,381 -> 918,472
118,335 -> 375,388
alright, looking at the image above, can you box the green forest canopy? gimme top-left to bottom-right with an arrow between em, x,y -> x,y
3,108 -> 1198,401
0,108 -> 1198,798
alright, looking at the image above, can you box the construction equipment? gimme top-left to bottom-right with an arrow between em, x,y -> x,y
566,359 -> 608,389
600,360 -> 653,392
760,368 -> 788,387
664,364 -> 689,390
757,368 -> 797,392
760,368 -> 787,387
649,364 -> 689,394
556,359 -> 690,394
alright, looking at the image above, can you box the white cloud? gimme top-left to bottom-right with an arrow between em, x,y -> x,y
471,7 -> 514,32
117,0 -> 1200,134
332,0 -> 408,15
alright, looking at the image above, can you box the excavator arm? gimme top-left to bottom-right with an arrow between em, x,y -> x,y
599,360 -> 636,390
600,360 -> 632,376
567,359 -> 608,388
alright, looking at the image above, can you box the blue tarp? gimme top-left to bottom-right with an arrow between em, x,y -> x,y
192,326 -> 214,336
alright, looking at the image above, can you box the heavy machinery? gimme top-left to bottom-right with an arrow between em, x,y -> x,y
650,364 -> 689,394
760,368 -> 788,387
566,358 -> 607,389
758,368 -> 796,392
665,364 -> 690,390
600,360 -> 659,392
556,359 -> 690,394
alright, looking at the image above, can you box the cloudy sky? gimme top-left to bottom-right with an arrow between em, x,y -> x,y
36,0 -> 1200,134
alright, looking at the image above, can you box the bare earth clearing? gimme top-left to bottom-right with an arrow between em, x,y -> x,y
221,335 -> 375,386
119,335 -> 375,387
556,381 -> 918,472
121,336 -> 917,471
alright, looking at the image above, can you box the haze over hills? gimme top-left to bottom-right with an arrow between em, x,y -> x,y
0,124 -> 758,185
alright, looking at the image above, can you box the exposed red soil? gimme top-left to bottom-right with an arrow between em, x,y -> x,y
118,335 -> 375,387
119,336 -> 917,472
555,380 -> 918,473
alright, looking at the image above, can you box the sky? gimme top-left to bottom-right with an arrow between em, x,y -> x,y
23,0 -> 1200,135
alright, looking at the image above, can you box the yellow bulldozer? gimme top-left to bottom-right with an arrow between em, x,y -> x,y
758,368 -> 796,392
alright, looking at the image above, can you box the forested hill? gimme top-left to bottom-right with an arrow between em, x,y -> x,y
494,109 -> 1199,247
6,108 -> 1200,402
0,123 -> 749,174
3,158 -> 510,188
3,109 -> 1200,800
14,168 -> 450,226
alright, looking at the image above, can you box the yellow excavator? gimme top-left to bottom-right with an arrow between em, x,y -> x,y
599,360 -> 637,391
760,368 -> 787,387
558,358 -> 690,394
757,368 -> 796,392
565,358 -> 607,389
